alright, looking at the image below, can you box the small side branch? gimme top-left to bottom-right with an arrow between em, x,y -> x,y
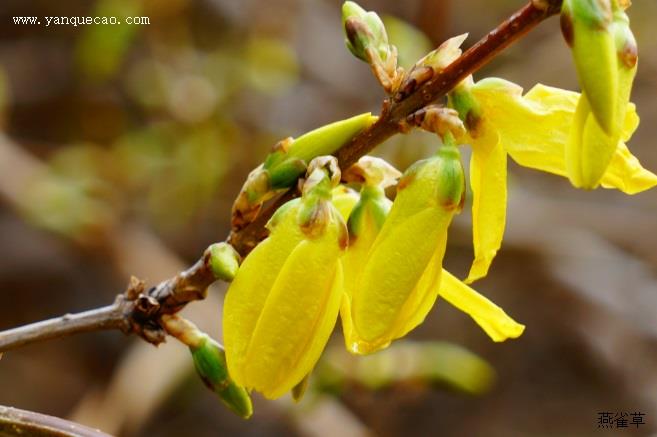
0,302 -> 127,353
0,247 -> 218,354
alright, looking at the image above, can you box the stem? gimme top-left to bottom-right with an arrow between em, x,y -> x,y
0,303 -> 127,353
0,246 -> 218,353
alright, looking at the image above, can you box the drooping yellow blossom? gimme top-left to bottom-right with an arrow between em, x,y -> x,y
561,0 -> 618,134
340,148 -> 525,355
223,157 -> 347,399
564,4 -> 639,188
453,77 -> 656,283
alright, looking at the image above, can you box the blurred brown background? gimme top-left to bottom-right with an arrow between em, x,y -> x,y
1,0 -> 656,436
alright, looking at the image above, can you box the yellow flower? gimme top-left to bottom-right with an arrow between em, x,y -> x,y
561,0 -> 618,134
455,77 -> 656,283
223,158 -> 347,399
340,150 -> 524,355
564,5 -> 639,188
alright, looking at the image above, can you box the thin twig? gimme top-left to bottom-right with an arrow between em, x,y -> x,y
0,248 -> 218,353
0,0 -> 562,353
0,302 -> 127,353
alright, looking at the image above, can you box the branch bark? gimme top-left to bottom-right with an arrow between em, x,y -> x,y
0,303 -> 127,353
0,0 -> 562,354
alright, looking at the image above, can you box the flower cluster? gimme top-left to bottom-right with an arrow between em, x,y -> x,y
212,0 -> 656,411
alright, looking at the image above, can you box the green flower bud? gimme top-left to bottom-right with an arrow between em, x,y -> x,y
447,76 -> 483,133
232,113 -> 376,230
267,158 -> 307,190
347,185 -> 390,238
342,157 -> 401,238
190,335 -> 253,419
264,113 -> 377,186
396,34 -> 467,102
561,0 -> 618,134
434,133 -> 466,210
208,243 -> 241,282
565,6 -> 638,188
342,1 -> 389,63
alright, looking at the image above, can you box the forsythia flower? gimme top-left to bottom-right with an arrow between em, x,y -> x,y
340,146 -> 525,355
451,77 -> 656,283
563,3 -> 639,188
223,157 -> 347,399
561,0 -> 618,134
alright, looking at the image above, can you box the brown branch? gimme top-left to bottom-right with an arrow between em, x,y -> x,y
0,303 -> 127,353
0,0 -> 562,353
0,248 -> 218,353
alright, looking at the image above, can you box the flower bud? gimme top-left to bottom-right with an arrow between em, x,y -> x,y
417,34 -> 467,72
396,34 -> 467,101
342,1 -> 389,63
561,0 -> 618,134
223,159 -> 348,399
231,113 -> 376,230
208,242 -> 241,282
448,76 -> 483,132
565,7 -> 638,189
189,335 -> 253,419
342,142 -> 465,354
268,113 -> 377,174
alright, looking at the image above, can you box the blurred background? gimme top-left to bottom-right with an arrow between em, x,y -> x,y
1,0 -> 656,435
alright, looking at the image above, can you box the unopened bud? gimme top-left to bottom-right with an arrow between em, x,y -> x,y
208,242 -> 241,282
190,335 -> 253,419
561,0 -> 618,134
342,1 -> 389,63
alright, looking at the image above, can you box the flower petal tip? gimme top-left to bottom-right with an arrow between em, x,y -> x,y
623,171 -> 657,195
491,321 -> 525,342
465,258 -> 493,285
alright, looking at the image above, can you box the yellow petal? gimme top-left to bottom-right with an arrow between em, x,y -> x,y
564,91 -> 591,188
473,81 -> 575,177
466,124 -> 507,283
351,207 -> 451,350
439,270 -> 524,342
601,142 -> 657,194
567,93 -> 620,189
340,204 -> 381,352
330,185 -> 360,221
223,207 -> 304,385
390,232 -> 446,338
241,230 -> 344,399
472,80 -> 654,194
